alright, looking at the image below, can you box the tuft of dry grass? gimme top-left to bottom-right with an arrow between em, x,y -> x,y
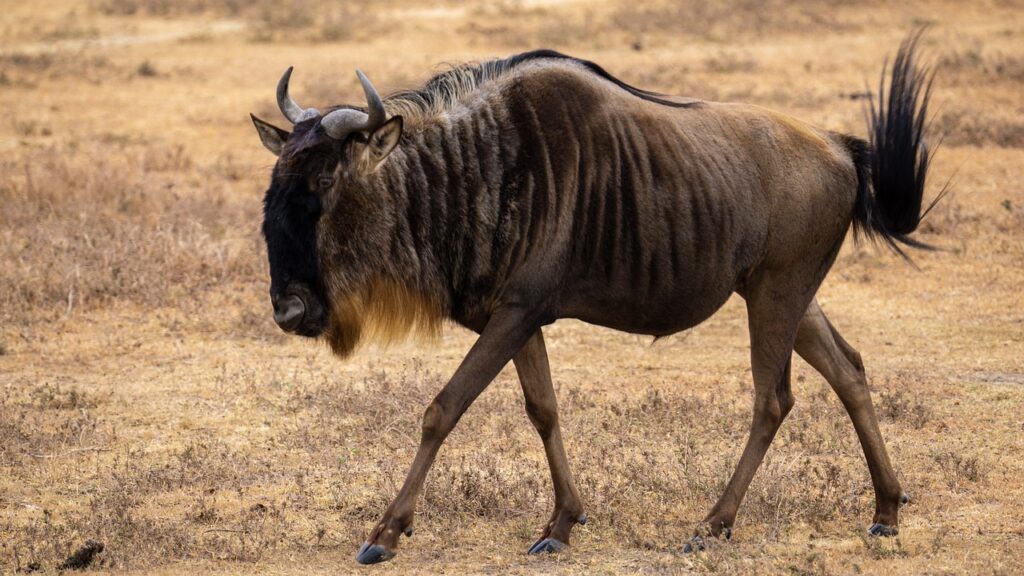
931,449 -> 986,491
878,389 -> 932,430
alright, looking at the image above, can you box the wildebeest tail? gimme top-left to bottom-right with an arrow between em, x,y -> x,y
845,31 -> 943,257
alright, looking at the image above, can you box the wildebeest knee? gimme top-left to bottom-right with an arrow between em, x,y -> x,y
754,392 -> 788,428
846,348 -> 865,376
524,398 -> 557,436
838,372 -> 873,411
828,324 -> 866,375
777,387 -> 796,419
421,401 -> 449,442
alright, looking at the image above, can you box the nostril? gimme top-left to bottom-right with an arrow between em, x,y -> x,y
273,295 -> 306,332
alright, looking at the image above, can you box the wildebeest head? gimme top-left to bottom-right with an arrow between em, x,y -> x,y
251,68 -> 405,346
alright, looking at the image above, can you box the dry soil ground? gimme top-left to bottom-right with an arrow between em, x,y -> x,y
1,1 -> 1023,574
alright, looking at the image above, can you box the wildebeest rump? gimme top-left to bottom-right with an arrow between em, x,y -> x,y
251,33 -> 937,563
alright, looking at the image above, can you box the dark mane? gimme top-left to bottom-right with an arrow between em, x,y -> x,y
383,49 -> 700,121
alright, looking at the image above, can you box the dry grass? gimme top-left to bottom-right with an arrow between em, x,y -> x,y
0,363 -> 937,572
935,106 -> 1024,148
93,0 -> 381,43
1,0 -> 1023,574
609,0 -> 868,40
0,142 -> 262,327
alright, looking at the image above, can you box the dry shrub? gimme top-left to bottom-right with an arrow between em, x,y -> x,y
93,0 -> 379,43
0,53 -> 56,73
858,529 -> 907,559
939,44 -> 1024,85
247,0 -> 380,43
199,502 -> 295,562
0,360 -> 965,569
1,384 -> 110,569
557,384 -> 867,543
0,382 -> 109,465
282,365 -> 441,449
425,452 -> 545,520
0,52 -> 116,87
459,0 -> 864,51
275,365 -> 543,524
0,141 -> 263,327
73,485 -> 196,568
878,390 -> 932,429
38,13 -> 101,42
743,455 -> 863,538
2,510 -> 81,573
610,0 -> 866,42
915,194 -> 977,237
1,435 -> 293,569
95,0 -> 252,17
704,51 -> 760,74
931,449 -> 986,491
1,360 -> 303,570
934,106 -> 1024,148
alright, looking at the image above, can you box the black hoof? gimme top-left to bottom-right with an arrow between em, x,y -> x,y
867,523 -> 899,537
527,537 -> 566,555
682,527 -> 730,553
682,535 -> 706,554
356,541 -> 396,565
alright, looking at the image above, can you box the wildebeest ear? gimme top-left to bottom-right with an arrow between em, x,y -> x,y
363,115 -> 403,171
250,113 -> 290,156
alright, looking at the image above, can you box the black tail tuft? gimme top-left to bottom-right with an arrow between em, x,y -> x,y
848,30 -> 943,258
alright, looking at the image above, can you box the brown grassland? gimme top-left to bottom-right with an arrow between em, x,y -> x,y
1,0 -> 1023,574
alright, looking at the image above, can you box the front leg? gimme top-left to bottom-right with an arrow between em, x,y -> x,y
356,306 -> 539,565
512,329 -> 587,555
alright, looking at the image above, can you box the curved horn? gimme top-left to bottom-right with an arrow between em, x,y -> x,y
357,69 -> 386,128
321,70 -> 387,140
321,108 -> 371,140
276,66 -> 320,124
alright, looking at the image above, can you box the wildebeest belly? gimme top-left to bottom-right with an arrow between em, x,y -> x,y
560,229 -> 757,337
555,112 -> 769,336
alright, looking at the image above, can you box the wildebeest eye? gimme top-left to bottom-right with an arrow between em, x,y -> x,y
317,176 -> 334,190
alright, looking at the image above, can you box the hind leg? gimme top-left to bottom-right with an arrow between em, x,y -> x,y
795,298 -> 907,535
686,271 -> 813,551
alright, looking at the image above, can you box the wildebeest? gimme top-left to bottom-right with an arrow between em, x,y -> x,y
251,33 -> 937,563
